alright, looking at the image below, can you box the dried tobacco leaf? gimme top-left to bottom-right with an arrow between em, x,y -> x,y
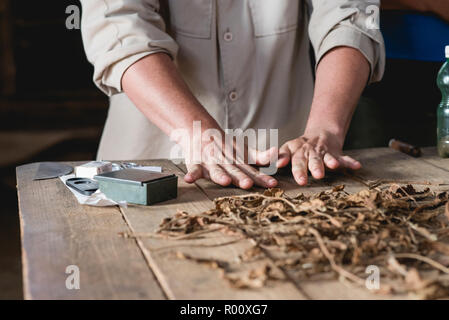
158,185 -> 449,299
445,202 -> 449,222
224,264 -> 270,289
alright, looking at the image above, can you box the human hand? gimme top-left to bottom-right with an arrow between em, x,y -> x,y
276,129 -> 361,186
182,132 -> 279,190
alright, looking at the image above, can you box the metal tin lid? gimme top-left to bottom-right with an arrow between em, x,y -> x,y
94,169 -> 175,186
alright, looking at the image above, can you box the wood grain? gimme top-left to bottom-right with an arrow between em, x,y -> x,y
347,148 -> 449,184
420,147 -> 449,173
175,166 -> 385,299
16,148 -> 449,299
176,147 -> 449,299
119,160 -> 307,300
16,162 -> 165,299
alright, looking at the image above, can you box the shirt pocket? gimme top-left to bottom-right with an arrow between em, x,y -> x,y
248,0 -> 300,37
167,0 -> 212,39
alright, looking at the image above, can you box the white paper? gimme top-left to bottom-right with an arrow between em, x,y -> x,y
75,161 -> 113,179
60,174 -> 127,207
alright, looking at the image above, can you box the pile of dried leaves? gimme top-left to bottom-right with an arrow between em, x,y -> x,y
157,184 -> 449,299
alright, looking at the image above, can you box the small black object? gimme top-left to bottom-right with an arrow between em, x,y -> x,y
66,178 -> 99,196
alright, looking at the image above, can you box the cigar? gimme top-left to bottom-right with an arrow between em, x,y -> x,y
389,139 -> 422,157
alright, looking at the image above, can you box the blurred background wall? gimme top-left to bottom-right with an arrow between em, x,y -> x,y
0,1 -> 447,299
0,0 -> 107,299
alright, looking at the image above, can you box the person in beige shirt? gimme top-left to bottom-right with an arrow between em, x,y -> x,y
80,0 -> 385,189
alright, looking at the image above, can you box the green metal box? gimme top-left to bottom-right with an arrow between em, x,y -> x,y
94,169 -> 178,205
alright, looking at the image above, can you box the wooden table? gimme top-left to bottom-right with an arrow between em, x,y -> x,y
16,147 -> 449,300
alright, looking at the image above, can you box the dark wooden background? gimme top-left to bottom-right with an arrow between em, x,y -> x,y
0,0 -> 107,299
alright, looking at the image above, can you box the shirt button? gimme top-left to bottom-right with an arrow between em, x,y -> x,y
223,31 -> 233,42
229,91 -> 238,102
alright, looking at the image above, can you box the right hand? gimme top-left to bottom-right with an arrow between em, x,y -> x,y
183,135 -> 279,190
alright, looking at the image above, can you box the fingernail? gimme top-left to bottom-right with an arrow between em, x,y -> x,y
350,161 -> 360,167
268,178 -> 277,187
241,179 -> 253,188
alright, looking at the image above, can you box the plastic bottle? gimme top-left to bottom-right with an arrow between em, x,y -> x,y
437,46 -> 449,157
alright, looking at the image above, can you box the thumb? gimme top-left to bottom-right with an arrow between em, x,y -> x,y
249,146 -> 279,166
184,163 -> 203,183
276,144 -> 291,168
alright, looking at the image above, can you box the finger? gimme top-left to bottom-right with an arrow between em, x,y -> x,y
184,164 -> 203,183
202,166 -> 211,180
308,149 -> 325,179
238,164 -> 278,188
338,155 -> 362,170
221,164 -> 254,189
323,153 -> 340,170
249,146 -> 278,166
291,150 -> 308,185
206,164 -> 232,186
276,144 -> 291,168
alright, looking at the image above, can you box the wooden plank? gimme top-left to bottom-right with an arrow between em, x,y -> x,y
17,148 -> 449,299
119,160 -> 307,300
420,147 -> 449,172
174,164 -> 388,299
16,162 -> 165,299
175,147 -> 449,299
299,147 -> 449,299
346,148 -> 449,188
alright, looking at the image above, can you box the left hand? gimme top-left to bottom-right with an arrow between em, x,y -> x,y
276,129 -> 361,186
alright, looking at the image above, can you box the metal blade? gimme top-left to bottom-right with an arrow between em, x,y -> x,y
34,162 -> 73,180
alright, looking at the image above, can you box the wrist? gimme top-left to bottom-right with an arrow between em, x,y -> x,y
171,119 -> 224,149
304,103 -> 349,145
303,124 -> 346,147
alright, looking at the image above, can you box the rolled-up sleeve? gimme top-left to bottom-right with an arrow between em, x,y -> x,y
308,0 -> 385,83
80,0 -> 179,96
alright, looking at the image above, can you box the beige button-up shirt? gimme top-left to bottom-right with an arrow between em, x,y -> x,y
80,0 -> 385,160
